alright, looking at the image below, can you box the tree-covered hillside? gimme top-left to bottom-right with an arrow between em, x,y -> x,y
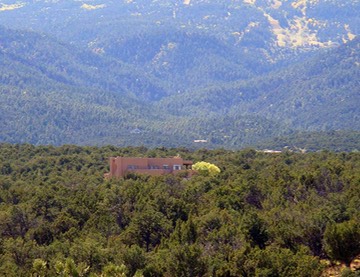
100,29 -> 263,92
0,24 -> 359,148
0,26 -> 170,100
159,37 -> 360,133
0,144 -> 359,276
0,26 -> 172,146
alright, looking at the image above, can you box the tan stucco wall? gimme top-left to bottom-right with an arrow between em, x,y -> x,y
106,157 -> 192,178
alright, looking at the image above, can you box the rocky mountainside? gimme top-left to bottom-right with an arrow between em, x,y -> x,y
1,0 -> 358,51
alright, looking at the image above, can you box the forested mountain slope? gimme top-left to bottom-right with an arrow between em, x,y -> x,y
100,30 -> 262,92
246,37 -> 360,130
0,26 -> 169,100
0,26 -> 168,145
0,25 -> 283,148
160,37 -> 360,131
0,25 -> 286,148
0,1 -> 359,148
0,25 -> 359,148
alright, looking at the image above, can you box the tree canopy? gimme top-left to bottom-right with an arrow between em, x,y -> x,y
0,143 -> 359,276
192,161 -> 221,176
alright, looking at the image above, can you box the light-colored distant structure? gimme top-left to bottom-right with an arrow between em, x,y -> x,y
261,149 -> 282,154
104,156 -> 193,178
194,139 -> 208,143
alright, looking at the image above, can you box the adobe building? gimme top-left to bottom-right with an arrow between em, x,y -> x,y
104,156 -> 193,178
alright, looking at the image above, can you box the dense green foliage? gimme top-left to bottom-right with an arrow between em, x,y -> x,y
0,144 -> 359,276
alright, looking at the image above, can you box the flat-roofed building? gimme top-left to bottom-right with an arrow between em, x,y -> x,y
104,156 -> 193,178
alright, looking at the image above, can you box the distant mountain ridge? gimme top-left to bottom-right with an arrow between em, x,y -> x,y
0,0 -> 358,51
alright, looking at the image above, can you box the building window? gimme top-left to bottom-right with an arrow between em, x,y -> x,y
163,165 -> 169,169
127,165 -> 137,170
173,165 -> 181,170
